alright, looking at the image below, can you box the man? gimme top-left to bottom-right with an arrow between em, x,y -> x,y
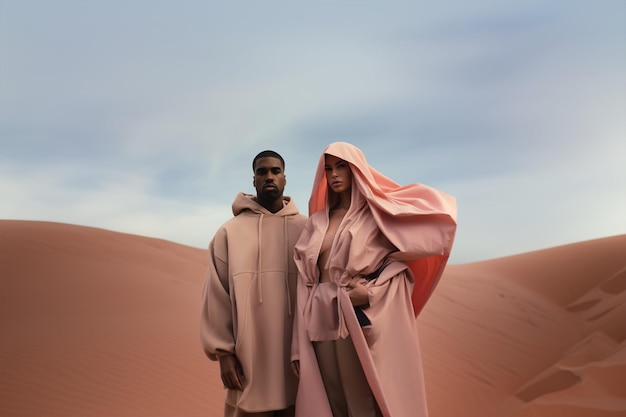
200,150 -> 307,417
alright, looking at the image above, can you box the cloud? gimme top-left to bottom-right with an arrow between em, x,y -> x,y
1,0 -> 624,263
0,160 -> 232,248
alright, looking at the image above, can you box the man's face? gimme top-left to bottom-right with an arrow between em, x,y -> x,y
253,156 -> 286,203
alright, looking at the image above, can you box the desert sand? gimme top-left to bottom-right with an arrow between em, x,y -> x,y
1,220 -> 624,417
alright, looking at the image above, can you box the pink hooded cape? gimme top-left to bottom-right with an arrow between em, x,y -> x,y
307,142 -> 457,316
291,142 -> 457,417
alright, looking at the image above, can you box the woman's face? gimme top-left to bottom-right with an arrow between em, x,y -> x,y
324,154 -> 352,194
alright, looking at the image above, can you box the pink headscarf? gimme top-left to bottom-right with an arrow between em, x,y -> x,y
308,142 -> 457,315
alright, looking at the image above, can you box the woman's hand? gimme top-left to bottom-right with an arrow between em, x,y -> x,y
347,277 -> 370,307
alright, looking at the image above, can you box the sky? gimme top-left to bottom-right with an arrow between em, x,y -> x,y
1,0 -> 625,264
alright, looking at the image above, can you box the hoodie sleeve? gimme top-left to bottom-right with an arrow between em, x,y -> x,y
200,228 -> 235,360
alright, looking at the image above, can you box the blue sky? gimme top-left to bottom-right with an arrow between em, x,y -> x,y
1,0 -> 625,263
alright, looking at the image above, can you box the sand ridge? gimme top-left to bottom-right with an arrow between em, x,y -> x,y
418,235 -> 626,416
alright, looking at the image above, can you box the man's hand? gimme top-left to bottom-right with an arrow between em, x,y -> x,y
219,354 -> 245,391
347,277 -> 369,307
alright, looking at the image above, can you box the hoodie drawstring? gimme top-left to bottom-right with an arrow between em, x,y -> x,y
284,216 -> 292,316
257,214 -> 264,303
256,212 -> 293,317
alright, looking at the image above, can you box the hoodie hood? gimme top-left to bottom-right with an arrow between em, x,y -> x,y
232,192 -> 300,217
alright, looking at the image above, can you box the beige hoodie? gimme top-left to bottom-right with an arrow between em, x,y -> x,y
200,192 -> 306,412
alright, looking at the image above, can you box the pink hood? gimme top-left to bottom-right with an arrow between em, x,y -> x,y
307,141 -> 457,315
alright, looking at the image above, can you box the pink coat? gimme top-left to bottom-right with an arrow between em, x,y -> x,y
292,142 -> 457,417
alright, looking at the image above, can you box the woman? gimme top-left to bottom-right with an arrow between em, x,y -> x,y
291,142 -> 457,417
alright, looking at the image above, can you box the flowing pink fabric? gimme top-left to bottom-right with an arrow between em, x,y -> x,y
307,142 -> 457,315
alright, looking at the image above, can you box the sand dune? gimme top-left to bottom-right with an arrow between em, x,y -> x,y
1,220 -> 624,417
0,220 -> 224,417
418,234 -> 626,417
